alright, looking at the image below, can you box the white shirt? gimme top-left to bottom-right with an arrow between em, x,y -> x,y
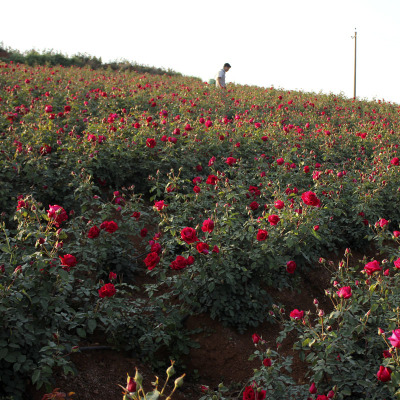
216,69 -> 226,87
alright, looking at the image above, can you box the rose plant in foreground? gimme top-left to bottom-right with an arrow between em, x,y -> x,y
269,248 -> 400,399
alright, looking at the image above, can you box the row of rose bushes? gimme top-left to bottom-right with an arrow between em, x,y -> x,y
1,60 -> 399,220
2,61 -> 400,398
141,154 -> 400,328
38,231 -> 400,400
0,179 -> 197,398
200,230 -> 400,399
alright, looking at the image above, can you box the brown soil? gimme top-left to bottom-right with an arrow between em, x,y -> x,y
28,246 -> 381,400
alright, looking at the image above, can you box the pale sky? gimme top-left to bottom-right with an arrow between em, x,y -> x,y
1,0 -> 399,104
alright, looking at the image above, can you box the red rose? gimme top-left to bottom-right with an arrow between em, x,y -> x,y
45,105 -> 53,113
249,201 -> 259,211
274,200 -> 284,209
309,382 -> 317,394
263,358 -> 271,367
337,286 -> 352,299
39,144 -> 52,155
101,220 -> 118,233
193,185 -> 201,193
252,333 -> 261,344
256,229 -> 268,241
201,219 -> 214,233
154,200 -> 167,211
170,255 -> 188,270
187,255 -> 195,265
146,138 -> 156,148
98,283 -> 116,298
59,254 -> 77,271
391,157 -> 399,166
377,218 -> 389,228
301,191 -> 321,207
206,175 -> 219,185
376,366 -> 391,382
131,211 -> 141,220
144,252 -> 160,271
289,309 -> 304,320
140,228 -> 148,237
109,271 -> 117,281
196,242 -> 210,254
242,385 -> 265,400
17,200 -> 29,210
286,260 -> 297,274
257,390 -> 266,400
268,214 -> 280,226
276,158 -> 284,165
126,376 -> 136,393
226,157 -> 237,166
212,245 -> 220,253
151,242 -> 162,254
394,258 -> 400,269
180,227 -> 199,244
383,350 -> 392,358
88,225 -> 100,239
47,205 -> 68,227
389,329 -> 400,347
364,260 -> 381,275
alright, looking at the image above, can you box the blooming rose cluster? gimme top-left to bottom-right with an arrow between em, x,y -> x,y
100,220 -> 119,233
144,252 -> 160,271
301,191 -> 321,207
47,205 -> 68,227
170,255 -> 194,270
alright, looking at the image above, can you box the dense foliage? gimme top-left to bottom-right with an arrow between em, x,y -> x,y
1,58 -> 400,399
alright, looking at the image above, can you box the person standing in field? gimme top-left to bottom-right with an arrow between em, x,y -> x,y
216,63 -> 231,89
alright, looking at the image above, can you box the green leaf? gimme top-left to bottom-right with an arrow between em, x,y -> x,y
58,268 -> 70,281
311,229 -> 321,240
0,245 -> 10,254
145,390 -> 160,400
32,369 -> 41,385
314,369 -> 324,382
88,319 -> 97,333
0,347 -> 8,360
392,371 -> 400,386
77,328 -> 86,338
341,387 -> 352,396
4,352 -> 16,363
369,283 -> 378,293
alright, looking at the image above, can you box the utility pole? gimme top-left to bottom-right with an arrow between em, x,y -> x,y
352,29 -> 357,99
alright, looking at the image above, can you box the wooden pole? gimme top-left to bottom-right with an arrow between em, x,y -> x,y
353,30 -> 357,99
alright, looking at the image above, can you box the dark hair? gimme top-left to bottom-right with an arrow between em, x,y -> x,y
224,63 -> 231,68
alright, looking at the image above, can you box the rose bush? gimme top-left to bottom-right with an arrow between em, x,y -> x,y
0,194 -> 194,398
3,57 -> 400,397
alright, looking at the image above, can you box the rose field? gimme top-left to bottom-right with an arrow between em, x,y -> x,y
2,58 -> 400,400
